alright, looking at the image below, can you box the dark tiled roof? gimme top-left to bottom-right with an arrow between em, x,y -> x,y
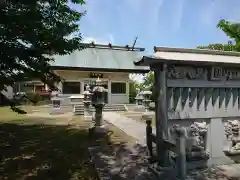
51,45 -> 149,72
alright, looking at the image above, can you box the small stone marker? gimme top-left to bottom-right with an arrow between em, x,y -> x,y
50,95 -> 64,115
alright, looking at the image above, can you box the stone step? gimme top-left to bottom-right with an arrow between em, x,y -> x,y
73,104 -> 126,115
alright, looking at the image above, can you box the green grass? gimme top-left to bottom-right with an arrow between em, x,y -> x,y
0,106 -> 99,180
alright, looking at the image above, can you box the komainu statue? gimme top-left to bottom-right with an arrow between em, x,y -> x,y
187,122 -> 209,161
224,120 -> 240,155
169,121 -> 209,162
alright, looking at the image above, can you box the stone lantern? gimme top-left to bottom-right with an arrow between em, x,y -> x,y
135,92 -> 144,106
142,90 -> 152,111
83,84 -> 92,119
135,88 -> 144,106
91,77 -> 108,132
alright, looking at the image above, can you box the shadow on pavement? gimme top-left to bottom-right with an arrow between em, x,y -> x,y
88,125 -> 158,180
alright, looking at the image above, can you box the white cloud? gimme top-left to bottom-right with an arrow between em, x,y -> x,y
172,0 -> 185,32
129,74 -> 145,83
144,0 -> 164,35
199,1 -> 216,26
148,0 -> 185,35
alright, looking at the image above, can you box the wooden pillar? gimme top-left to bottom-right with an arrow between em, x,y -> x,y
153,63 -> 169,165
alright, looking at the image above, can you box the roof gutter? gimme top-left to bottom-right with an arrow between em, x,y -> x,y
51,66 -> 149,73
135,55 -> 240,68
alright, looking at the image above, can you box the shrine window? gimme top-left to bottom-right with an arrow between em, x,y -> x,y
111,82 -> 126,94
62,82 -> 81,94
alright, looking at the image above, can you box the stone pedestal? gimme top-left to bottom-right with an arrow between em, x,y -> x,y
142,111 -> 154,122
69,95 -> 84,115
83,101 -> 92,119
94,105 -> 103,127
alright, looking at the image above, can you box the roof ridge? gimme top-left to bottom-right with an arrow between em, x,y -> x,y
154,46 -> 240,57
81,43 -> 145,52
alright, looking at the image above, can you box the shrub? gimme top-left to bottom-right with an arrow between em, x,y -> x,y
26,92 -> 40,105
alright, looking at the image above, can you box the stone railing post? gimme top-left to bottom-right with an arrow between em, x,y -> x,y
146,119 -> 153,157
176,127 -> 186,180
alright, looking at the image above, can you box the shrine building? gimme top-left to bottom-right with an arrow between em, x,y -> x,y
8,43 -> 149,104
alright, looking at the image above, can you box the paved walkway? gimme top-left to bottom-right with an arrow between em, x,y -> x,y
103,112 -> 156,145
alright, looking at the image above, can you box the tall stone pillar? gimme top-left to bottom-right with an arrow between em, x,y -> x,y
108,79 -> 111,104
153,63 -> 169,166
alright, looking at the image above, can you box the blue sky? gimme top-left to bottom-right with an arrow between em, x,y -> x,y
70,0 -> 240,53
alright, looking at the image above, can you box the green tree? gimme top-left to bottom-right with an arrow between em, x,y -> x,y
0,0 -> 85,109
142,71 -> 154,90
198,41 -> 236,51
129,79 -> 138,103
139,71 -> 155,100
198,19 -> 240,51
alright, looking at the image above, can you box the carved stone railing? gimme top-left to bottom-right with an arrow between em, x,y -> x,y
171,122 -> 209,164
146,121 -> 210,179
146,120 -> 186,179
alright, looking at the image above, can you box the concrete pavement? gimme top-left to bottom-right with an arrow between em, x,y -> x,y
103,112 -> 156,145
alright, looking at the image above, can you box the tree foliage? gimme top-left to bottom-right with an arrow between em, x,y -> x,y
129,79 -> 138,103
0,0 -> 85,96
142,71 -> 154,90
198,41 -> 236,51
198,19 -> 240,51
